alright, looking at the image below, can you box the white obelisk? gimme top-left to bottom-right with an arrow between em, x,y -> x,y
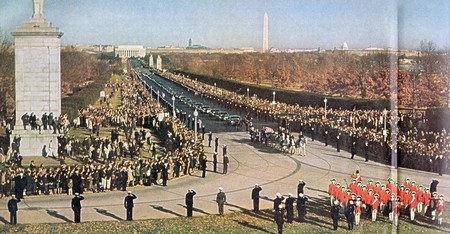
263,12 -> 269,52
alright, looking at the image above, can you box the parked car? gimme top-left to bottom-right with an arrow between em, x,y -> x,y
210,109 -> 220,117
201,105 -> 211,113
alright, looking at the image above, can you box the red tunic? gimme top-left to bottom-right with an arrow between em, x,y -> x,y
355,201 -> 362,214
371,199 -> 380,211
328,183 -> 336,196
416,190 -> 424,203
409,197 -> 418,210
423,193 -> 431,206
436,200 -> 445,213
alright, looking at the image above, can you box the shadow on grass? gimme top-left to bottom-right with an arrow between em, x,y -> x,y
0,216 -> 9,224
94,208 -> 124,221
150,205 -> 183,217
226,203 -> 274,223
46,209 -> 72,223
233,219 -> 273,233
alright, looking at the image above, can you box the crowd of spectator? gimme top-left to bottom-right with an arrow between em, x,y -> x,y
0,72 -> 205,199
162,72 -> 450,174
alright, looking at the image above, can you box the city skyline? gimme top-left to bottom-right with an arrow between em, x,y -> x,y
0,0 -> 448,50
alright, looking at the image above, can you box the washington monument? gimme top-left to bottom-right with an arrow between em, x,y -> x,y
263,12 -> 269,52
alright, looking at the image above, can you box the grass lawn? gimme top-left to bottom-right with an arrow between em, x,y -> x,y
1,197 -> 449,233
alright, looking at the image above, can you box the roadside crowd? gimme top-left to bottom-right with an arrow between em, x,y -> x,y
162,72 -> 450,173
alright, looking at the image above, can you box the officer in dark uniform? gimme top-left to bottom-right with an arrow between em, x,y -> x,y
275,205 -> 285,234
297,180 -> 306,195
285,193 -> 295,223
185,189 -> 196,217
212,152 -> 218,172
208,132 -> 213,147
311,124 -> 315,141
351,141 -> 357,159
7,195 -> 19,225
214,137 -> 219,152
336,132 -> 341,152
297,193 -> 308,222
124,191 -> 137,221
223,154 -> 229,174
346,200 -> 355,230
331,200 -> 340,230
274,193 -> 285,211
324,130 -> 329,146
201,155 -> 207,178
364,140 -> 369,162
251,184 -> 262,212
71,193 -> 84,223
201,125 -> 206,140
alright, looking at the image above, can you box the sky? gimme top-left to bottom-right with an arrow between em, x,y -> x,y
0,0 -> 448,50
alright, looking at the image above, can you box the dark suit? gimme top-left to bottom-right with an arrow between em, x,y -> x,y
251,186 -> 262,211
297,195 -> 308,221
285,197 -> 295,223
297,181 -> 306,195
275,208 -> 285,234
124,193 -> 137,220
8,198 -> 19,225
331,204 -> 340,230
71,195 -> 84,223
185,190 -> 197,217
223,155 -> 229,174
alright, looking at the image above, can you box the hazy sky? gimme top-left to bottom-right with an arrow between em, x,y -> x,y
0,0 -> 448,50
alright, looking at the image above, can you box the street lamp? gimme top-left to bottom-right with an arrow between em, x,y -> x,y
272,91 -> 276,104
214,82 -> 217,92
172,96 -> 176,117
193,109 -> 198,143
247,88 -> 250,99
157,90 -> 160,106
383,108 -> 388,142
324,98 -> 328,118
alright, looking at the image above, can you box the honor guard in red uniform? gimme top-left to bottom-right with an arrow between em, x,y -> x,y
371,194 -> 381,222
436,194 -> 445,225
409,191 -> 418,221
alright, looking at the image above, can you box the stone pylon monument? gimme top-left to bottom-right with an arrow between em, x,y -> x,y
10,0 -> 63,157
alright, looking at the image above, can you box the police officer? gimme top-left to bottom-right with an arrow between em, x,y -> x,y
351,141 -> 357,159
251,184 -> 262,212
185,189 -> 196,217
208,132 -> 213,147
223,153 -> 229,174
297,193 -> 308,222
275,205 -> 285,234
7,194 -> 19,225
201,155 -> 207,178
346,200 -> 355,230
213,152 -> 218,172
274,193 -> 285,211
71,193 -> 84,223
324,130 -> 329,146
285,193 -> 295,223
331,200 -> 341,230
336,132 -> 341,152
297,180 -> 306,195
364,140 -> 369,162
124,191 -> 137,221
214,137 -> 219,152
216,187 -> 227,215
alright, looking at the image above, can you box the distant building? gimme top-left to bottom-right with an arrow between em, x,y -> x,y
342,42 -> 349,51
186,38 -> 208,50
115,45 -> 146,58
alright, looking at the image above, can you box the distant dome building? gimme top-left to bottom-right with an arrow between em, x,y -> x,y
341,42 -> 349,51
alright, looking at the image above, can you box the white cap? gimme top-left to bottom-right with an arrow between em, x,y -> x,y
288,193 -> 292,197
276,193 -> 281,198
334,200 -> 339,205
75,193 -> 80,196
219,187 -> 223,191
128,191 -> 132,194
299,193 -> 304,197
278,204 -> 283,209
255,184 -> 259,187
